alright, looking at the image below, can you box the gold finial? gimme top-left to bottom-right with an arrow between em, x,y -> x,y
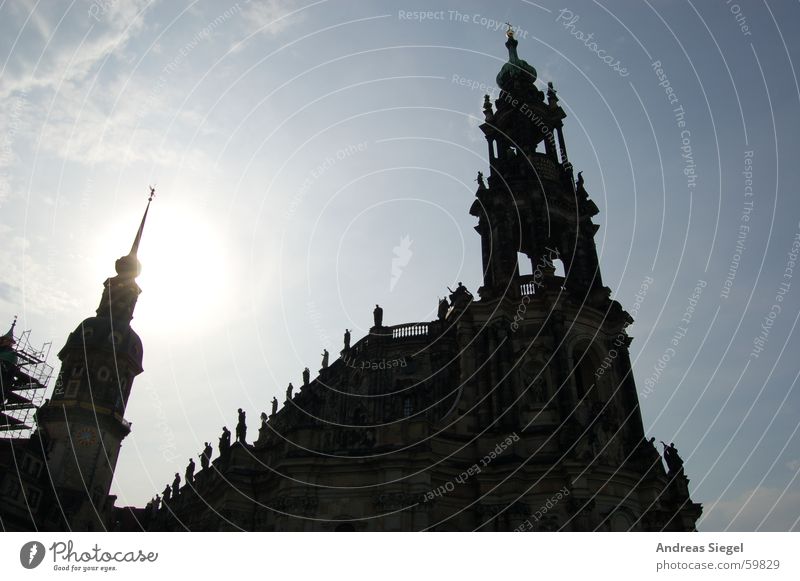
505,22 -> 515,38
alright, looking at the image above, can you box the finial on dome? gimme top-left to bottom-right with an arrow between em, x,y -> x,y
496,23 -> 537,90
504,22 -> 519,61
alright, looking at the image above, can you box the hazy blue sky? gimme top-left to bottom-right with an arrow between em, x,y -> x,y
2,0 -> 799,531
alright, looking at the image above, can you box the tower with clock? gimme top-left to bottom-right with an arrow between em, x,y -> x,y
35,190 -> 154,531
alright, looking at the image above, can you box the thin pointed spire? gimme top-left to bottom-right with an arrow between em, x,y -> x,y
130,186 -> 156,257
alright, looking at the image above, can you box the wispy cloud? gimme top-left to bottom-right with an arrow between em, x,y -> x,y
702,486 -> 800,531
239,0 -> 307,37
0,228 -> 77,316
0,1 -> 152,98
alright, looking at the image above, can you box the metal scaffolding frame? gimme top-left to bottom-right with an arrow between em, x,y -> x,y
0,328 -> 53,438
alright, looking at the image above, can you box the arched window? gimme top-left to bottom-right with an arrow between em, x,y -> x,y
518,253 -> 533,276
553,258 -> 566,278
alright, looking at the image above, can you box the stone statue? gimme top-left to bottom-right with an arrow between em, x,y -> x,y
303,367 -> 310,386
476,171 -> 486,189
437,297 -> 449,321
373,304 -> 383,328
260,411 -> 268,428
661,441 -> 684,475
343,329 -> 351,351
482,94 -> 493,119
172,472 -> 181,498
219,426 -> 231,458
321,349 -> 329,369
271,396 -> 278,416
162,484 -> 171,503
185,458 -> 195,484
448,282 -> 473,309
286,382 -> 294,401
200,441 -> 212,470
236,408 -> 247,444
547,81 -> 559,106
642,437 -> 661,468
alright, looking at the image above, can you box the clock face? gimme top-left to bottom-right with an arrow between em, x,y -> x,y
75,427 -> 98,447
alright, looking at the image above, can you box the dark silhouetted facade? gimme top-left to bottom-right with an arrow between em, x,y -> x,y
1,35 -> 700,532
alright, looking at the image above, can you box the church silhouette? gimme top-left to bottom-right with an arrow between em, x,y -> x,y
0,32 -> 700,532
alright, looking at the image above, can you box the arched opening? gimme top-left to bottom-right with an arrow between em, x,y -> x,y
553,258 -> 566,278
518,253 -> 533,276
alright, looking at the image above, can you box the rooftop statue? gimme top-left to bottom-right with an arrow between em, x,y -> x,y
236,408 -> 247,444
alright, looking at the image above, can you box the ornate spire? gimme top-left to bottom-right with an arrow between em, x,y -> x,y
130,186 -> 155,258
96,188 -> 156,322
114,187 -> 155,279
505,23 -> 519,61
496,27 -> 537,91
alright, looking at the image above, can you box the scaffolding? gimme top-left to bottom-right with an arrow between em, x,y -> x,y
0,326 -> 53,438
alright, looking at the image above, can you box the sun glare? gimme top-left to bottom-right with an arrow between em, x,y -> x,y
133,202 -> 232,336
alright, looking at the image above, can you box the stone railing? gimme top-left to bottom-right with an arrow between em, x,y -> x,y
391,322 -> 429,339
519,275 -> 539,297
347,322 -> 431,355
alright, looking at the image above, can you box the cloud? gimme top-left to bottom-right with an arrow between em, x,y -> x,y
0,281 -> 18,303
701,485 -> 800,531
0,1 -> 152,99
0,234 -> 77,316
239,0 -> 306,37
0,1 -> 222,172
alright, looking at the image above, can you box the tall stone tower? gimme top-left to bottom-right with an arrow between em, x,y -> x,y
36,191 -> 153,530
457,28 -> 701,530
472,28 -> 604,301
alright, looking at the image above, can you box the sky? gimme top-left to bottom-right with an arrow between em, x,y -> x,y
1,0 -> 799,531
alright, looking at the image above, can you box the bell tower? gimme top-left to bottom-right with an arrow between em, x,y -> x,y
471,27 -> 608,304
36,189 -> 154,531
462,30 -> 701,530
